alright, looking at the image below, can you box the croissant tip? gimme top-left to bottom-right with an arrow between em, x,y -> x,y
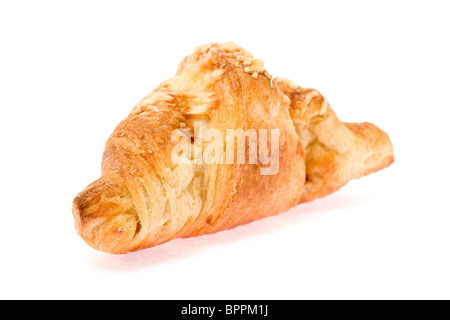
72,198 -> 129,255
72,194 -> 100,251
72,178 -> 141,254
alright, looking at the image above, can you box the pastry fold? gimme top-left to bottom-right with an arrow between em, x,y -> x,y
73,42 -> 393,254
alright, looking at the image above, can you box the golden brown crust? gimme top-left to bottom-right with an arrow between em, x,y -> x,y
73,42 -> 394,254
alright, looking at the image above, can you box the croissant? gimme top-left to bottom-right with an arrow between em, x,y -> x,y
73,42 -> 394,254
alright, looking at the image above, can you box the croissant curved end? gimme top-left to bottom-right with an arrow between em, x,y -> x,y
72,177 -> 139,254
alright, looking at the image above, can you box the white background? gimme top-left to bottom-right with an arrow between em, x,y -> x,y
1,0 -> 449,300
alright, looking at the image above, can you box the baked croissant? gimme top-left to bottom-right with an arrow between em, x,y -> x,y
73,42 -> 394,254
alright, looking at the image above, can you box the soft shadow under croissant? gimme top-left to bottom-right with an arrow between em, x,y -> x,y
73,42 -> 394,254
